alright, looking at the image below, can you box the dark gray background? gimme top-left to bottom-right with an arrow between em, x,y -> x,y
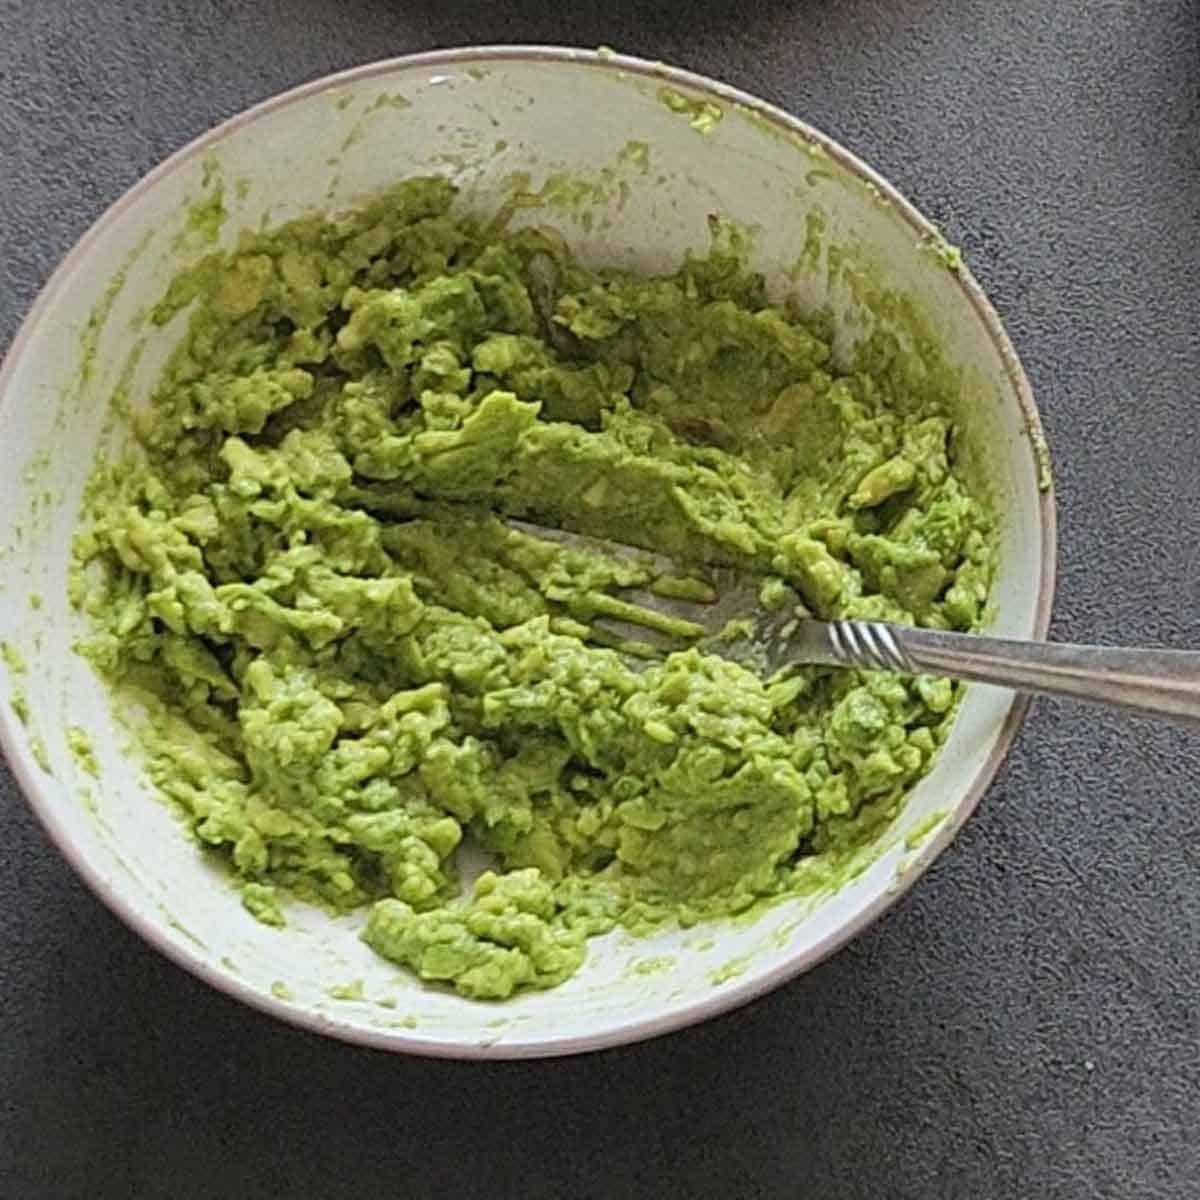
2,1 -> 1198,1196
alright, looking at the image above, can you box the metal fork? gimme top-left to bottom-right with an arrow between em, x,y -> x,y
507,518 -> 1200,728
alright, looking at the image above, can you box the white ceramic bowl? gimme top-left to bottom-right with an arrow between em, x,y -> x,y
0,47 -> 1055,1058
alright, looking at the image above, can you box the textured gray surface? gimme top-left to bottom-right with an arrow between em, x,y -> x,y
2,0 -> 1199,1195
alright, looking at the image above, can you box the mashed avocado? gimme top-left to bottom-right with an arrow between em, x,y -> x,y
71,177 -> 993,1000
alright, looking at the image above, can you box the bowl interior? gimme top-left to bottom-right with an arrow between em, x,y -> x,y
0,49 -> 1052,1057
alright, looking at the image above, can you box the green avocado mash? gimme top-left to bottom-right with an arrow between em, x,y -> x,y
71,177 -> 993,1000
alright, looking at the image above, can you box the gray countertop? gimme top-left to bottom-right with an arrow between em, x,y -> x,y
3,1 -> 1198,1196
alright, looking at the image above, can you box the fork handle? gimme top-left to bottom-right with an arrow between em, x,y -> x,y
797,620 -> 1200,729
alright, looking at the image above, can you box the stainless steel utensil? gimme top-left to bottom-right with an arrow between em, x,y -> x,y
508,518 -> 1200,727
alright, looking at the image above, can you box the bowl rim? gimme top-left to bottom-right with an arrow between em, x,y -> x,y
0,44 -> 1057,1060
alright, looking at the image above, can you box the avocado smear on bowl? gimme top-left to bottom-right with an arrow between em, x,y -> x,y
71,177 -> 993,1000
